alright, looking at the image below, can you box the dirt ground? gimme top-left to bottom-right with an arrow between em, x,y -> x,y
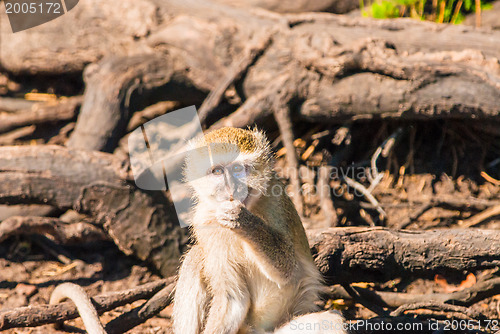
0,238 -> 174,333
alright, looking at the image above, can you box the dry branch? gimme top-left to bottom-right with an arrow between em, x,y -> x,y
395,197 -> 500,229
308,227 -> 500,283
318,166 -> 338,226
211,0 -> 359,14
0,278 -> 173,331
461,204 -> 500,228
0,125 -> 36,145
197,30 -> 274,127
274,105 -> 304,216
105,281 -> 175,334
126,101 -> 181,132
343,176 -> 386,222
0,145 -> 184,276
390,301 -> 481,319
326,277 -> 500,308
0,97 -> 36,112
0,216 -> 107,245
0,96 -> 82,134
66,54 -> 205,152
1,1 -> 499,151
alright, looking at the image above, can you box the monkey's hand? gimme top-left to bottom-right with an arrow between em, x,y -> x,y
215,200 -> 244,228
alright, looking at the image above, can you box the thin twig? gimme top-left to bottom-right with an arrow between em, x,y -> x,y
481,171 -> 500,186
0,125 -> 36,144
318,166 -> 337,226
326,277 -> 500,308
341,283 -> 389,317
344,176 -> 386,221
397,203 -> 433,229
273,105 -> 303,216
105,280 -> 175,334
367,128 -> 401,192
0,96 -> 82,134
460,204 -> 500,228
390,301 -> 481,319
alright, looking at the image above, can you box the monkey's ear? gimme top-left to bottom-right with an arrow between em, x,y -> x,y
247,127 -> 273,160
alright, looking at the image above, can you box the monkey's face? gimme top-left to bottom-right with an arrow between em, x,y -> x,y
185,142 -> 270,206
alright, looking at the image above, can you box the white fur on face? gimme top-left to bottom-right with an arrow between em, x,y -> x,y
186,148 -> 263,204
183,129 -> 273,207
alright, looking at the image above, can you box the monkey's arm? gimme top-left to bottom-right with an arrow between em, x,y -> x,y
173,246 -> 209,334
50,283 -> 106,334
232,206 -> 297,285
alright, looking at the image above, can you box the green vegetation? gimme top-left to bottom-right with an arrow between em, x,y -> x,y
360,0 -> 493,24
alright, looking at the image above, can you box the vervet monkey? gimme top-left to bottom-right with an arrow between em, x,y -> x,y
46,128 -> 345,334
173,127 -> 346,334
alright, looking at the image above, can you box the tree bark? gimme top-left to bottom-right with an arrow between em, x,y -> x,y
0,96 -> 82,134
66,55 -> 205,152
1,1 -> 499,154
309,227 -> 500,283
0,145 -> 185,276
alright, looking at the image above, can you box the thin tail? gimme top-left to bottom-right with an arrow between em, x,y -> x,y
50,282 -> 107,334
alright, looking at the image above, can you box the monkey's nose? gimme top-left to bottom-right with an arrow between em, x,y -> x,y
229,195 -> 234,201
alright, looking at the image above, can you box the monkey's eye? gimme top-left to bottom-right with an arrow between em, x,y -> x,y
232,164 -> 244,173
211,167 -> 224,175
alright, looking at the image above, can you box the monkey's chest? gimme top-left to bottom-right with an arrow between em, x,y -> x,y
200,232 -> 293,330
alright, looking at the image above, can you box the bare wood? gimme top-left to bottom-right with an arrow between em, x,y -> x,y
402,196 -> 500,211
197,31 -> 274,127
126,101 -> 181,132
0,1 -> 162,74
211,0 -> 359,14
66,54 -> 195,152
0,96 -> 82,134
343,176 -> 386,222
390,301 -> 480,319
0,278 -> 173,330
105,281 -> 175,334
0,145 -> 184,277
318,166 -> 337,226
4,1 -> 500,73
47,122 -> 76,145
0,216 -> 108,245
209,75 -> 287,130
326,277 -> 500,308
396,197 -> 500,229
308,227 -> 500,283
460,204 -> 500,228
273,105 -> 304,216
0,125 -> 36,145
1,1 -> 499,147
0,97 -> 36,112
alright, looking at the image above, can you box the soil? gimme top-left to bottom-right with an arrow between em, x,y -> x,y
0,239 -> 173,333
